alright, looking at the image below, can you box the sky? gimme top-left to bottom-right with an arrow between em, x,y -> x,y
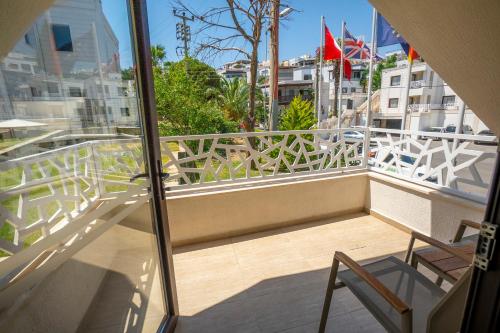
103,0 -> 397,69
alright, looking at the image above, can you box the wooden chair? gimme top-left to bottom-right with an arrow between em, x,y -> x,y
405,219 -> 479,286
319,251 -> 473,333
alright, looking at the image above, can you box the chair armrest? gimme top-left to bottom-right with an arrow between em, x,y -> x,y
452,219 -> 481,243
461,219 -> 481,230
334,252 -> 411,314
410,231 -> 473,262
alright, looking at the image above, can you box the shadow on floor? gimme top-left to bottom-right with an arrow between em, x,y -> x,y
175,249 -> 415,333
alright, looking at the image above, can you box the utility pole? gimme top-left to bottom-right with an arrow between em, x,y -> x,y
173,9 -> 193,58
268,0 -> 280,131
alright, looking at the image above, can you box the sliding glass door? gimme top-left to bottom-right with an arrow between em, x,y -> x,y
0,0 -> 176,331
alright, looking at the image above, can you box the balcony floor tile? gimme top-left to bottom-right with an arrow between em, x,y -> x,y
173,213 -> 435,332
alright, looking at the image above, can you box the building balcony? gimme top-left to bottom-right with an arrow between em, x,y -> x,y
408,103 -> 460,112
410,80 -> 426,89
278,94 -> 312,104
0,128 -> 496,332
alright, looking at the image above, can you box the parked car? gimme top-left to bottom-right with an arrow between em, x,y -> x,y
368,149 -> 438,183
474,130 -> 498,145
421,127 -> 446,140
343,131 -> 365,142
445,124 -> 474,135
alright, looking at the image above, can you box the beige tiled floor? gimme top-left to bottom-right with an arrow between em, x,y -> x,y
173,213 -> 433,333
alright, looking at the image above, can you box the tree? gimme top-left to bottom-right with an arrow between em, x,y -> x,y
279,96 -> 316,131
176,0 -> 271,133
360,54 -> 397,92
151,44 -> 166,67
215,78 -> 249,122
121,67 -> 134,80
154,56 -> 237,136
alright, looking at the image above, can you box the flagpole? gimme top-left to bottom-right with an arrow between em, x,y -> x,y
366,9 -> 377,128
337,21 -> 345,129
318,16 -> 324,128
401,58 -> 413,136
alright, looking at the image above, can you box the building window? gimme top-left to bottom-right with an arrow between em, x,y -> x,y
30,87 -> 41,97
120,107 -> 130,117
351,87 -> 356,93
69,87 -> 82,97
442,95 -> 456,105
104,85 -> 110,95
347,99 -> 353,110
108,107 -> 113,114
303,74 -> 312,80
7,63 -> 18,70
21,64 -> 31,72
47,82 -> 59,94
117,87 -> 128,96
388,98 -> 399,108
24,33 -> 32,46
51,24 -> 73,52
342,87 -> 348,93
352,71 -> 361,80
390,75 -> 401,86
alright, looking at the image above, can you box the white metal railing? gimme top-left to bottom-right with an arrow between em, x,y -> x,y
410,80 -> 426,89
159,129 -> 366,190
368,128 -> 497,203
0,127 -> 496,289
408,103 -> 462,112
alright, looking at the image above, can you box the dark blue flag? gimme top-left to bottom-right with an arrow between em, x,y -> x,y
376,13 -> 406,47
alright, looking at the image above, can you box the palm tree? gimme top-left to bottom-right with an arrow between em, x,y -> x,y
215,78 -> 249,122
151,44 -> 166,67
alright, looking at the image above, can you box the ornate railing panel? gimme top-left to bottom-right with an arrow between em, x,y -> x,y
368,128 -> 497,202
0,143 -> 101,256
159,129 -> 366,189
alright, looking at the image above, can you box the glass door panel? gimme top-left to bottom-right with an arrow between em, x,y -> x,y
0,0 -> 172,331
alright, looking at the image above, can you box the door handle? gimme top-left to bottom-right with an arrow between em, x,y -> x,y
130,171 -> 170,182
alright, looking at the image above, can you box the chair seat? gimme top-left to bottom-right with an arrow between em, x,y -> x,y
338,256 -> 446,333
414,241 -> 475,283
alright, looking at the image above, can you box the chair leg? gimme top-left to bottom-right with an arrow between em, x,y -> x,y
319,256 -> 340,333
436,276 -> 444,286
410,254 -> 418,269
404,236 -> 416,263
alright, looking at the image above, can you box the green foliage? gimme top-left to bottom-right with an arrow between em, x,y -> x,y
214,78 -> 249,122
155,56 -> 237,136
279,96 -> 316,131
151,44 -> 166,67
121,67 -> 134,81
361,54 -> 397,92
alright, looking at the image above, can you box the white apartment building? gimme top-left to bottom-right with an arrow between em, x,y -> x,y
0,0 -> 138,132
259,54 -> 368,124
375,59 -> 488,133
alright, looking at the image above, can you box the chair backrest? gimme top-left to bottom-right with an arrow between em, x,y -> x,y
427,267 -> 473,333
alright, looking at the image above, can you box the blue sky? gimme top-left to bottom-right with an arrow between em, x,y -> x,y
103,0 -> 397,69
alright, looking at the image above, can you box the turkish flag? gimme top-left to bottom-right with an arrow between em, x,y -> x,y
324,25 -> 342,61
343,58 -> 352,81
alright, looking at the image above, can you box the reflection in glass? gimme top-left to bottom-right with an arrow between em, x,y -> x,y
0,0 -> 166,332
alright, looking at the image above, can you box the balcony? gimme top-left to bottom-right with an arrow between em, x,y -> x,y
0,128 -> 496,332
410,80 -> 426,89
278,94 -> 312,105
